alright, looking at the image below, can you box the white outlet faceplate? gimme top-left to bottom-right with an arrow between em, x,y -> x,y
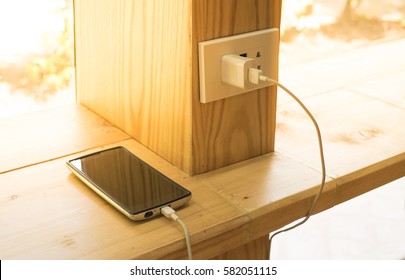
198,28 -> 279,103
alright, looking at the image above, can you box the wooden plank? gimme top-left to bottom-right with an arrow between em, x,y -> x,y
210,235 -> 270,260
196,151 -> 338,239
0,139 -> 248,260
278,38 -> 405,102
348,69 -> 405,110
0,105 -> 129,174
335,152 -> 405,205
275,88 -> 405,218
276,89 -> 405,178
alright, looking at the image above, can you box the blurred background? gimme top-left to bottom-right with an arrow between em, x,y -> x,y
280,0 -> 405,64
0,0 -> 74,118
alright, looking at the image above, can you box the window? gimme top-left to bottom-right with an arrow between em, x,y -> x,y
0,0 -> 74,118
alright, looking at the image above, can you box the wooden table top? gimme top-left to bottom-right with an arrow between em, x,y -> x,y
1,101 -> 404,259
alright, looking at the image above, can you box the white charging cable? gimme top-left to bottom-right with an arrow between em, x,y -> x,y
161,206 -> 193,260
248,67 -> 327,257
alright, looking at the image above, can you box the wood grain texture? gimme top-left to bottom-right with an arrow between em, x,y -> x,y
276,89 -> 405,178
210,235 -> 270,260
0,105 -> 129,174
74,0 -> 193,173
274,89 -> 405,233
334,152 -> 405,206
0,138 -> 335,260
196,151 -> 338,239
0,139 -> 249,260
74,0 -> 282,175
191,0 -> 281,174
2,100 -> 404,259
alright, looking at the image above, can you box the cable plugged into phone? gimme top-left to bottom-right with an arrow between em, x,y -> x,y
161,206 -> 193,260
220,53 -> 327,258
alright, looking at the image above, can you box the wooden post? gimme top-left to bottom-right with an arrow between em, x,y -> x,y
74,0 -> 282,175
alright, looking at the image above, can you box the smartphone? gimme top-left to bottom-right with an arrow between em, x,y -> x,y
66,146 -> 191,221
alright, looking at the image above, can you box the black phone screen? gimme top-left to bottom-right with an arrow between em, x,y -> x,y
68,146 -> 191,215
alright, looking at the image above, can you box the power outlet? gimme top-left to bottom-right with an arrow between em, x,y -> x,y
198,28 -> 279,103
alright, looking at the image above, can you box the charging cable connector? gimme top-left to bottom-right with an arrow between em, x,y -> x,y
248,68 -> 272,85
161,206 -> 193,260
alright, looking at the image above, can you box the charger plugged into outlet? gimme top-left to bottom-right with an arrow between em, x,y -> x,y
221,54 -> 256,90
198,28 -> 279,103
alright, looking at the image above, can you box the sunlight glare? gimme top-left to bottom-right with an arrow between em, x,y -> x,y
0,0 -> 66,61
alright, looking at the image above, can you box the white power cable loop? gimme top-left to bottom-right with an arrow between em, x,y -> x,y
251,69 -> 327,257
